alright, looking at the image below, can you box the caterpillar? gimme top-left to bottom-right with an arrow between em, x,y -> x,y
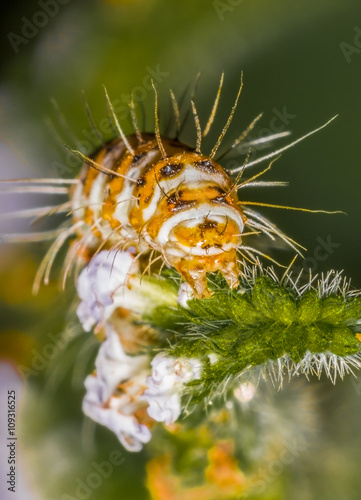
0,75 -> 339,298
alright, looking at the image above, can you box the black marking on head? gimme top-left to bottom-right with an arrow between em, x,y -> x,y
210,188 -> 228,205
194,159 -> 219,174
199,220 -> 219,231
214,186 -> 226,195
172,200 -> 197,213
159,163 -> 184,179
166,193 -> 178,205
132,153 -> 146,164
144,195 -> 152,205
167,194 -> 196,213
211,196 -> 228,205
210,186 -> 229,205
137,177 -> 146,187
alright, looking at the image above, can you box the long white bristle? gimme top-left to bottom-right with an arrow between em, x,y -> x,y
0,178 -> 79,185
0,186 -> 69,194
232,115 -> 338,173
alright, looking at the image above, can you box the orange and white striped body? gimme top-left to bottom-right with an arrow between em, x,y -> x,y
2,77 -> 335,298
72,133 -> 246,298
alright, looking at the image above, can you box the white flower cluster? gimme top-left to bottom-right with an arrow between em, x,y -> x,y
78,250 -> 202,451
83,325 -> 151,451
143,355 -> 203,425
77,250 -> 138,332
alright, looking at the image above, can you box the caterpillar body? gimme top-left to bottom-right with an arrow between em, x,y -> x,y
72,133 -> 245,298
1,76 -> 339,298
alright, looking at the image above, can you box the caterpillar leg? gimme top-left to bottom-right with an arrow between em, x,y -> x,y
170,249 -> 240,299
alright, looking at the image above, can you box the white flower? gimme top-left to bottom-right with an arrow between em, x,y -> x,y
177,282 -> 195,308
76,250 -> 138,332
143,354 -> 203,425
82,325 -> 151,452
233,383 -> 256,403
208,353 -> 219,365
76,249 -> 178,333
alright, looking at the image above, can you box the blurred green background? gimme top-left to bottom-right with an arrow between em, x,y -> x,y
1,0 -> 361,499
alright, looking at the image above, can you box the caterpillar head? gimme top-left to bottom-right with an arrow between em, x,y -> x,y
158,203 -> 245,298
128,147 -> 246,298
